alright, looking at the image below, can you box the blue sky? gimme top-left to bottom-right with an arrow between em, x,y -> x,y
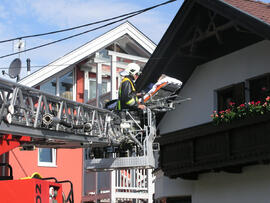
0,0 -> 269,79
0,0 -> 183,78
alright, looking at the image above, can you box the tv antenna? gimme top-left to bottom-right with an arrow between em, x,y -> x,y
13,39 -> 25,52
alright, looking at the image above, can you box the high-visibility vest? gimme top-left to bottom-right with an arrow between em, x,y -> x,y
118,77 -> 138,110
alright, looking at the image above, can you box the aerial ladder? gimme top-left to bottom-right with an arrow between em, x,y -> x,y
0,77 -> 186,202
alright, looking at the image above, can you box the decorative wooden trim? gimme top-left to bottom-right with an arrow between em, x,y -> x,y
158,113 -> 270,145
159,113 -> 270,179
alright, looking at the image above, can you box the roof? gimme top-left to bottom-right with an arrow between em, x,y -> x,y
137,0 -> 270,91
19,21 -> 156,87
222,0 -> 270,24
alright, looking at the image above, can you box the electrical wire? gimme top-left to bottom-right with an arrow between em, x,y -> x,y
0,0 -> 177,44
0,0 -> 176,59
0,57 -> 169,70
0,13 -> 142,59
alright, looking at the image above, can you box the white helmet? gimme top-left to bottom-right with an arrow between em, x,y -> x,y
125,63 -> 141,77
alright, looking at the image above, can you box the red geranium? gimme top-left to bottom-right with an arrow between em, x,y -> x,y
211,96 -> 270,125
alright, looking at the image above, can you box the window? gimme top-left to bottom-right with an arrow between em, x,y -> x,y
99,49 -> 110,59
40,78 -> 56,95
39,70 -> 74,99
89,78 -> 109,99
59,71 -> 73,100
102,81 -> 108,95
105,43 -> 127,54
38,148 -> 56,167
249,73 -> 270,102
89,80 -> 96,99
217,82 -> 245,111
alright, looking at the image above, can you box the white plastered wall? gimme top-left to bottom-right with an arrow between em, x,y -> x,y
193,165 -> 270,203
154,171 -> 194,199
155,164 -> 270,202
158,40 -> 270,134
156,40 -> 270,202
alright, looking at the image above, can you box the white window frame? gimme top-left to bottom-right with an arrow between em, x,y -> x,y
38,148 -> 57,167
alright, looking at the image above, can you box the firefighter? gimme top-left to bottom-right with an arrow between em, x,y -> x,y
118,63 -> 146,110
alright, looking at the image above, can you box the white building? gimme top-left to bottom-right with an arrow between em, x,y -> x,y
137,0 -> 270,202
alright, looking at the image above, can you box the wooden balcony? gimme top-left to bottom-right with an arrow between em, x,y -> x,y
158,114 -> 270,180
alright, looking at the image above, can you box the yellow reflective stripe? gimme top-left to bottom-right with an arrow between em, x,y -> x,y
118,100 -> 121,110
126,98 -> 135,105
121,78 -> 135,91
119,77 -> 138,108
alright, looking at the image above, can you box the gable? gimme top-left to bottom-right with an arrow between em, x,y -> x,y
137,0 -> 270,91
19,21 -> 156,87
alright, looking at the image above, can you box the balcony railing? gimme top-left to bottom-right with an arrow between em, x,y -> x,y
158,113 -> 270,180
83,168 -> 153,202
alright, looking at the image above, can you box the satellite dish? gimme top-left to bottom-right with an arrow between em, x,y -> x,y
8,58 -> 21,79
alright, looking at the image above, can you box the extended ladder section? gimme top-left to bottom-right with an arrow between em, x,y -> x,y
0,77 -> 187,169
0,78 -> 120,148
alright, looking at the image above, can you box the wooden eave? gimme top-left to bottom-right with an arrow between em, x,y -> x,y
137,0 -> 270,91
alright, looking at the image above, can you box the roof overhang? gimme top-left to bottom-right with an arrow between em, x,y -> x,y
137,0 -> 270,91
20,21 -> 156,87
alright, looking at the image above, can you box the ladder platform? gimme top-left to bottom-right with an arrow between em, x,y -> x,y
85,156 -> 155,170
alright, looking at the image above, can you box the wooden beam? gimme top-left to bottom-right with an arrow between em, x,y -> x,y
177,51 -> 208,60
181,21 -> 234,49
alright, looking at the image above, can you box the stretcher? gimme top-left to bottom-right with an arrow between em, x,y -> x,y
105,76 -> 184,111
141,76 -> 182,103
142,76 -> 192,112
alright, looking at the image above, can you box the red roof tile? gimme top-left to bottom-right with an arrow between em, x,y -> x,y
223,0 -> 270,24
